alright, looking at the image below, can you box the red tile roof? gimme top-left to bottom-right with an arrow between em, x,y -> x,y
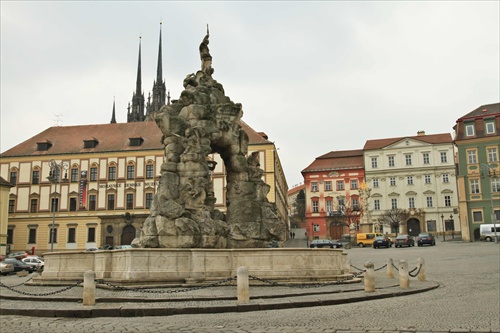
363,133 -> 452,150
302,149 -> 364,173
1,120 -> 270,157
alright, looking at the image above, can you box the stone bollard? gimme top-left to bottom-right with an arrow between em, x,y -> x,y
237,266 -> 250,303
417,257 -> 426,281
344,257 -> 351,274
399,260 -> 410,289
83,270 -> 96,306
364,261 -> 375,292
386,258 -> 395,278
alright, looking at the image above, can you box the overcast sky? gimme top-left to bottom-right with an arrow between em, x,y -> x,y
1,1 -> 499,188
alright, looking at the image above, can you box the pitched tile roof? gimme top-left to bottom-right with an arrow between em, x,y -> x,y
0,176 -> 13,188
1,120 -> 271,157
363,133 -> 452,150
302,149 -> 364,173
457,102 -> 500,120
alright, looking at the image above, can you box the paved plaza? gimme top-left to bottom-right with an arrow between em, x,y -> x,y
0,240 -> 499,332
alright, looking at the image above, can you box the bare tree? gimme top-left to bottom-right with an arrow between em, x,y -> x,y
380,208 -> 410,236
290,189 -> 306,227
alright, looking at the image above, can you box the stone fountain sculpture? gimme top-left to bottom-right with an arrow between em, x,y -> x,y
132,29 -> 285,249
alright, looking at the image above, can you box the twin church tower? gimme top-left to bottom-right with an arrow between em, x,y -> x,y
111,23 -> 169,124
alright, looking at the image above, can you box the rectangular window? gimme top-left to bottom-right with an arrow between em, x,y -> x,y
9,199 -> 15,213
391,198 -> 398,209
426,196 -> 433,208
372,178 -> 379,188
108,166 -> 116,180
51,198 -> 59,212
374,199 -> 380,211
485,122 -> 495,134
351,179 -> 358,189
313,224 -> 320,232
371,157 -> 378,168
146,193 -> 153,209
424,175 -> 432,184
390,177 -> 396,186
311,182 -> 318,192
146,165 -> 154,179
87,227 -> 96,242
352,198 -> 359,210
10,171 -> 17,185
407,176 -> 414,185
465,124 -> 475,136
127,165 -> 135,180
312,201 -> 319,213
337,181 -> 344,190
71,169 -> 79,182
89,195 -> 96,211
90,167 -> 98,181
326,200 -> 332,212
472,211 -> 483,223
444,195 -> 452,207
487,148 -> 498,162
69,198 -> 77,211
30,199 -> 38,213
427,220 -> 437,232
440,152 -> 448,163
470,179 -> 480,194
325,181 -> 332,191
28,228 -> 37,244
32,170 -> 40,184
49,227 -> 58,244
338,198 -> 345,209
467,150 -> 477,164
443,174 -> 449,183
495,210 -> 500,222
492,178 -> 500,193
405,154 -> 412,166
126,193 -> 134,209
408,197 -> 415,209
388,156 -> 395,167
108,194 -> 115,210
68,228 -> 76,243
423,153 -> 430,165
7,229 -> 14,244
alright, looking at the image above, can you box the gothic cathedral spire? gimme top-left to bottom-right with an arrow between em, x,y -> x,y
128,37 -> 145,123
110,98 -> 117,124
146,22 -> 167,120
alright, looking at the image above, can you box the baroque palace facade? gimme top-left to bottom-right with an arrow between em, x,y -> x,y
0,26 -> 288,255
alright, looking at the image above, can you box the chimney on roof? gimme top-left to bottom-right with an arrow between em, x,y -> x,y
482,108 -> 488,113
417,130 -> 426,136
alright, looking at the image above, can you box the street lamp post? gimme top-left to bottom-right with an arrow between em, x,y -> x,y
46,160 -> 68,252
449,214 -> 454,240
480,163 -> 499,244
441,214 -> 445,242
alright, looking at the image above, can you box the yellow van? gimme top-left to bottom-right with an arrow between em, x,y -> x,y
356,233 -> 383,247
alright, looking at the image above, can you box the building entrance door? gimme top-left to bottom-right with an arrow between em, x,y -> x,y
121,225 -> 136,245
407,218 -> 420,236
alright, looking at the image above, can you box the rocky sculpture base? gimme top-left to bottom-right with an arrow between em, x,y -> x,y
35,248 -> 352,286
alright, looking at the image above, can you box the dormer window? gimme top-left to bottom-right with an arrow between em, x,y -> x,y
129,137 -> 144,146
36,141 -> 52,151
83,138 -> 99,148
465,124 -> 475,137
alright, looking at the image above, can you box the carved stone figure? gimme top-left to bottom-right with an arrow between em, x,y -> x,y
132,31 -> 285,249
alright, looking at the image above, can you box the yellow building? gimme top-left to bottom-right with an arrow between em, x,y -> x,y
0,121 -> 288,255
0,177 -> 14,256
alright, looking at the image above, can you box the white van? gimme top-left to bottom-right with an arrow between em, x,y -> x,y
479,224 -> 500,241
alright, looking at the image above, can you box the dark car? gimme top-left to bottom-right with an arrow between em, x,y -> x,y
7,251 -> 28,260
417,233 -> 436,246
1,258 -> 35,273
310,239 -> 343,248
395,235 -> 415,248
373,235 -> 392,248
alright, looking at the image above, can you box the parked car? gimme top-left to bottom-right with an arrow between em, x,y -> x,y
373,235 -> 393,248
0,262 -> 15,275
113,245 -> 133,250
395,235 -> 415,248
416,233 -> 436,246
7,251 -> 28,260
309,239 -> 343,248
1,258 -> 35,273
85,247 -> 100,252
21,257 -> 45,271
356,233 -> 384,247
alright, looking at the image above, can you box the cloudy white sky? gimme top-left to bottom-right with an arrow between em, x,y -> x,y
1,1 -> 499,188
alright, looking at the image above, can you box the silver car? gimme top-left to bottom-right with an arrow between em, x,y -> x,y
21,257 -> 44,271
0,261 -> 15,275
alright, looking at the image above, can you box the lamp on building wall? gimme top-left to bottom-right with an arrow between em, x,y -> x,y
449,214 -> 454,239
441,213 -> 445,242
46,160 -> 69,252
480,163 -> 499,244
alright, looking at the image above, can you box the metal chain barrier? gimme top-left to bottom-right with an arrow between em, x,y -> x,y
248,275 -> 356,289
0,280 -> 83,297
392,262 -> 400,271
409,264 -> 422,277
350,263 -> 387,272
95,276 -> 237,294
0,276 -> 33,287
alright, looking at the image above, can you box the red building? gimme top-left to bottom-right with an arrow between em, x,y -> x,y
301,150 -> 365,241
